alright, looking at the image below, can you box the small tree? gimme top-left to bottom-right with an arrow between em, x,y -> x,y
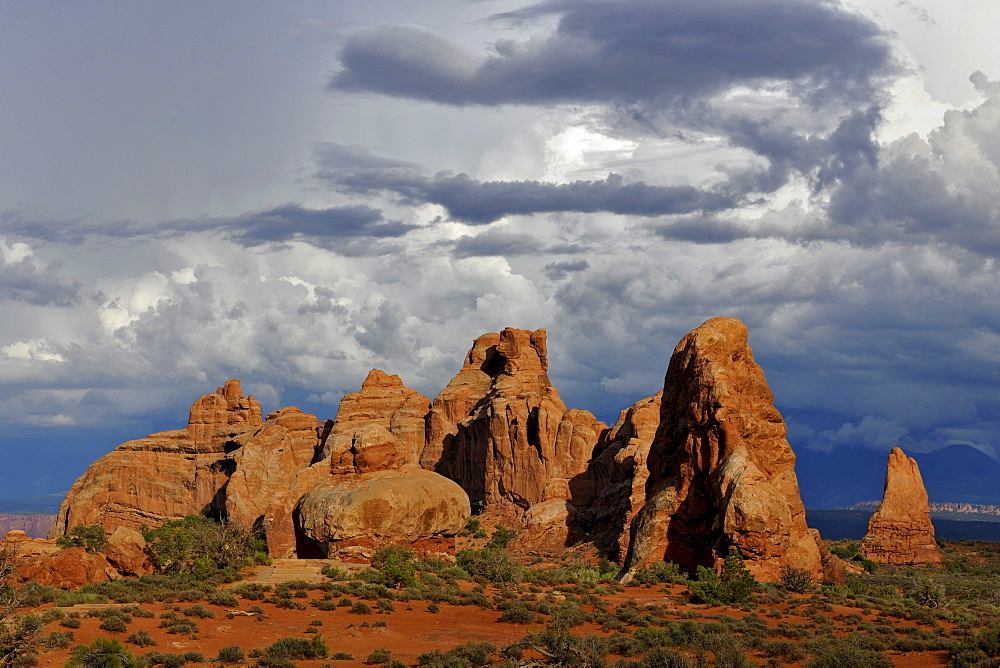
55,525 -> 107,553
1,541 -> 43,666
369,547 -> 417,589
688,553 -> 757,606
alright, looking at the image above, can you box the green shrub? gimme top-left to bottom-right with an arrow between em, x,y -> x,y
330,651 -> 354,660
321,564 -> 352,580
207,590 -> 239,607
368,547 -> 418,589
56,524 -> 107,553
688,554 -> 756,606
499,605 -> 535,624
457,547 -> 521,585
126,629 -> 156,647
60,617 -> 82,629
215,645 -> 245,663
180,604 -> 215,619
66,638 -> 136,667
351,601 -> 373,615
632,561 -> 684,585
365,648 -> 392,664
142,514 -> 263,574
487,527 -> 515,549
251,635 -> 328,662
99,615 -> 130,633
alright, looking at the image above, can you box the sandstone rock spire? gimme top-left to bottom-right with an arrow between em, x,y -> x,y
622,317 -> 823,583
862,447 -> 942,565
422,327 -> 607,524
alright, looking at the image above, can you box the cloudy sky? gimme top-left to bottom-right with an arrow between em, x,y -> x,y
1,0 -> 997,497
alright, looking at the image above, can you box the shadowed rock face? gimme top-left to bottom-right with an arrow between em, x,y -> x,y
584,392 -> 662,561
423,328 -> 607,522
49,381 -> 264,538
622,317 -> 823,583
862,447 -> 942,565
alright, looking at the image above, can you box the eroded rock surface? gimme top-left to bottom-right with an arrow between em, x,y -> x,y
424,328 -> 607,525
622,317 -> 823,583
862,447 -> 942,565
296,469 -> 470,560
323,369 -> 430,470
584,392 -> 662,560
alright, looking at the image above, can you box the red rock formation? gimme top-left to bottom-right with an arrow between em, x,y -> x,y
423,328 -> 607,525
296,470 -> 470,561
224,407 -> 325,558
100,526 -> 153,576
584,392 -> 662,560
622,317 -> 823,583
862,447 -> 942,565
3,531 -> 118,588
323,369 -> 430,470
49,381 -> 263,538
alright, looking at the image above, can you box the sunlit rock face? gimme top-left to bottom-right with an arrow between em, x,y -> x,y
49,380 -> 264,539
862,447 -> 942,566
422,327 -> 607,546
622,317 -> 824,583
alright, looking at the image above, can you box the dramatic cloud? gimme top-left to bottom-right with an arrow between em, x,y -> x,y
332,0 -> 896,108
0,238 -> 79,306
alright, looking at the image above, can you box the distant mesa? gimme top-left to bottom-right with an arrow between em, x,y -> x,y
40,319 -> 854,584
862,447 -> 943,566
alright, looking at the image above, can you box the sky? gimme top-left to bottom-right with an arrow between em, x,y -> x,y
1,0 -> 998,497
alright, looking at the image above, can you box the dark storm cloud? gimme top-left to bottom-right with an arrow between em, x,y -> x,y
331,0 -> 896,108
544,259 -> 589,281
1,203 -> 414,250
316,145 -> 741,223
0,258 -> 80,306
229,204 -> 416,247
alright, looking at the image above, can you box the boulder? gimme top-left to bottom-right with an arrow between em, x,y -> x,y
4,532 -> 118,588
296,469 -> 470,560
622,318 -> 823,583
100,526 -> 153,576
862,447 -> 942,565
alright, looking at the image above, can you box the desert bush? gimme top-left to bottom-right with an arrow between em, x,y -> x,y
66,638 -> 136,667
781,566 -> 815,594
180,604 -> 215,619
126,629 -> 156,647
365,647 -> 393,664
142,514 -> 264,575
100,615 -> 130,633
499,605 -> 536,624
159,617 -> 198,635
351,601 -> 373,615
688,554 -> 757,606
215,645 -> 245,663
207,590 -> 238,607
321,564 -> 352,580
60,616 -> 82,629
631,561 -> 684,586
330,651 -> 354,660
365,547 -> 418,589
457,547 -> 521,585
250,635 -> 328,662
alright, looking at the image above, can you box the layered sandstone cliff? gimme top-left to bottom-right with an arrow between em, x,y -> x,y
621,317 -> 823,583
862,447 -> 942,565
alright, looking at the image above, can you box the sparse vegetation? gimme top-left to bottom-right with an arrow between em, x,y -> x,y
55,525 -> 108,553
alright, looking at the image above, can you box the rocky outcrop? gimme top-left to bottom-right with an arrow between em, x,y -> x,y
862,447 -> 942,565
622,317 -> 823,583
224,407 -> 325,558
3,531 -> 118,588
323,370 -> 430,470
100,526 -> 153,576
49,381 -> 264,539
424,328 -> 607,528
584,392 -> 662,560
296,469 -> 470,561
